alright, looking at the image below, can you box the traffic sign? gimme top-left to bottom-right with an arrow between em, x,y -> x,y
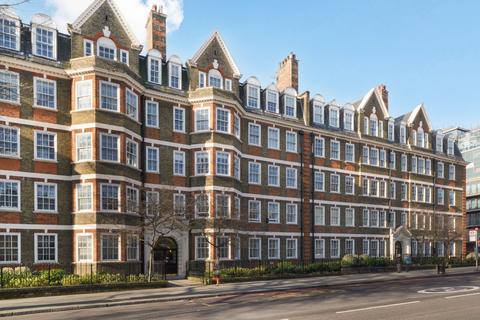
469,230 -> 477,242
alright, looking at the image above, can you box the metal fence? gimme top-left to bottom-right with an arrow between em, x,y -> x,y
0,262 -> 166,289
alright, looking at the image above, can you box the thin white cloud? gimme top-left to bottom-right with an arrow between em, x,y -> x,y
45,0 -> 183,44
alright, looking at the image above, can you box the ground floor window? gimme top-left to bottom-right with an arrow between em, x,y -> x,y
249,238 -> 261,259
286,238 -> 297,259
77,234 -> 93,262
35,233 -> 57,263
315,239 -> 325,258
127,235 -> 139,261
330,239 -> 340,258
195,236 -> 209,260
216,236 -> 230,260
268,238 -> 280,259
101,234 -> 119,261
345,239 -> 354,255
0,233 -> 20,263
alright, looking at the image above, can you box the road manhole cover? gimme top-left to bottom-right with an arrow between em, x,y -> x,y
418,286 -> 479,294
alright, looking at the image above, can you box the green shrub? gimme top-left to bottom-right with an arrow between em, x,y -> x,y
341,255 -> 358,267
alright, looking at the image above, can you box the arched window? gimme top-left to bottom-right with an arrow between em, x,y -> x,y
417,127 -> 424,148
369,114 -> 378,137
208,69 -> 223,89
97,37 -> 116,61
147,49 -> 162,84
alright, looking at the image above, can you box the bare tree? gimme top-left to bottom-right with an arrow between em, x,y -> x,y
0,0 -> 31,7
410,213 -> 463,262
188,193 -> 245,280
138,189 -> 193,281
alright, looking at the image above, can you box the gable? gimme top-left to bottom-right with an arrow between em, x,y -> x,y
72,0 -> 140,49
190,32 -> 241,79
356,87 -> 390,119
408,104 -> 432,132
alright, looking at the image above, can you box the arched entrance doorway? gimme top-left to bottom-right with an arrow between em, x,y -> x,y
153,237 -> 178,275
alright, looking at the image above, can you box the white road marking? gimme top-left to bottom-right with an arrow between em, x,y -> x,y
418,286 -> 479,294
336,301 -> 421,314
445,292 -> 480,299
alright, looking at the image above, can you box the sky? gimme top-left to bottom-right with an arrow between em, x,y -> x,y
9,0 -> 480,130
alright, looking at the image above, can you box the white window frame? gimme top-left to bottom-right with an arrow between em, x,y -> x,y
345,143 -> 355,162
286,238 -> 298,259
329,106 -> 340,128
173,150 -> 186,176
0,16 -> 20,51
33,77 -> 57,110
286,131 -> 297,153
145,100 -> 159,128
146,146 -> 160,173
330,140 -> 340,160
315,238 -> 325,259
0,179 -> 20,211
34,233 -> 58,263
120,49 -> 129,65
248,238 -> 261,260
216,107 -> 231,134
83,39 -> 93,56
248,162 -> 261,185
76,183 -> 93,212
99,183 -> 121,213
126,138 -> 139,168
99,133 -> 120,163
267,202 -> 280,223
248,123 -> 261,146
267,127 -> 280,150
330,239 -> 340,258
76,233 -> 93,263
195,151 -> 210,176
125,88 -> 138,121
100,233 -> 121,262
268,238 -> 280,259
248,200 -> 261,222
32,25 -> 57,60
330,207 -> 340,226
34,130 -> 57,162
147,56 -> 161,84
194,108 -> 210,132
267,165 -> 280,187
173,106 -> 186,133
0,125 -> 20,158
216,151 -> 230,176
99,81 -> 120,112
286,167 -> 298,189
34,181 -> 57,213
74,80 -> 93,111
0,70 -> 20,104
284,94 -> 296,118
286,203 -> 298,224
168,62 -> 182,90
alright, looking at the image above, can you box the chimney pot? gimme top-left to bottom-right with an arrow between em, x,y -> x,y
276,53 -> 299,92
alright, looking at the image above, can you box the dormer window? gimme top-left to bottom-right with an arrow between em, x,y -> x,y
147,49 -> 162,84
284,95 -> 296,117
97,37 -> 116,61
168,55 -> 182,90
247,86 -> 259,108
0,11 -> 20,51
33,26 -> 56,59
343,104 -> 355,131
400,125 -> 406,144
447,138 -> 454,155
388,121 -> 394,141
266,90 -> 278,113
329,106 -> 339,128
208,69 -> 223,89
313,103 -> 324,124
436,134 -> 444,153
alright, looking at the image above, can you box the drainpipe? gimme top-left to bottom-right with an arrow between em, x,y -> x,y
310,132 -> 316,262
140,95 -> 146,273
299,130 -> 304,262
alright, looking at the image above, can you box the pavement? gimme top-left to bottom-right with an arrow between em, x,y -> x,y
0,266 -> 478,318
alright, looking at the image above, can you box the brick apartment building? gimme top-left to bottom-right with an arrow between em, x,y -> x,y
0,0 -> 466,277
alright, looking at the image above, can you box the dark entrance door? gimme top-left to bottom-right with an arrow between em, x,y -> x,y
395,241 -> 403,263
153,237 -> 178,275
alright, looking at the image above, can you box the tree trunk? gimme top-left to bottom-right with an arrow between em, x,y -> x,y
148,247 -> 153,282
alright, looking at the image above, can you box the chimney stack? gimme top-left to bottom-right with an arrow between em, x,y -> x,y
377,84 -> 389,110
146,4 -> 167,58
276,52 -> 299,92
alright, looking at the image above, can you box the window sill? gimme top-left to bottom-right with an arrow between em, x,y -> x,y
34,159 -> 58,163
72,211 -> 94,214
0,155 -> 21,160
34,261 -> 58,265
33,105 -> 57,112
33,211 -> 58,214
0,209 -> 21,213
0,99 -> 20,106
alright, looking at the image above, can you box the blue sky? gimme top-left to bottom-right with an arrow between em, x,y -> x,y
13,0 -> 480,129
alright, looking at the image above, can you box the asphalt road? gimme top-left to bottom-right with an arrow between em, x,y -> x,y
10,274 -> 480,320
